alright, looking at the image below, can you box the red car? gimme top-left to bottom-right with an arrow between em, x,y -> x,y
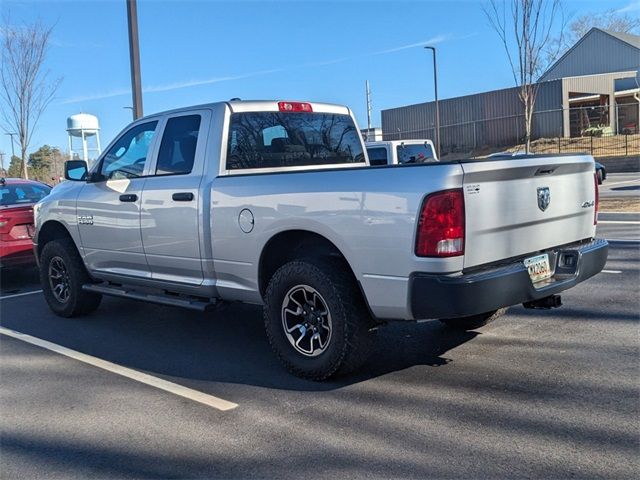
0,178 -> 52,268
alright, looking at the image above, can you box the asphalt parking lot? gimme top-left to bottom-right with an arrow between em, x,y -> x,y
1,212 -> 639,478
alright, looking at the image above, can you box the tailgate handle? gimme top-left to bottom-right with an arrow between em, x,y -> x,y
172,192 -> 194,202
119,194 -> 138,202
535,167 -> 556,175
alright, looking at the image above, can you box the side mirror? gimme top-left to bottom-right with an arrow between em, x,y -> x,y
64,160 -> 88,181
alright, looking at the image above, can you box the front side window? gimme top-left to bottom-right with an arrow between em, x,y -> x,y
99,121 -> 158,180
396,143 -> 435,164
226,112 -> 365,170
366,147 -> 389,166
156,115 -> 201,175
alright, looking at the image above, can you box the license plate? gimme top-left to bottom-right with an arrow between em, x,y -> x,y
524,254 -> 552,283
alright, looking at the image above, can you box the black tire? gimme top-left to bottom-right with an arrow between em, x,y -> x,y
439,308 -> 508,330
597,169 -> 604,185
39,238 -> 102,317
264,257 -> 375,380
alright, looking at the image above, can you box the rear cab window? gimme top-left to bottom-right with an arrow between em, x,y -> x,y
226,111 -> 365,171
396,143 -> 436,164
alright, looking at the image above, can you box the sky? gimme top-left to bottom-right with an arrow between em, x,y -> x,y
1,0 -> 638,164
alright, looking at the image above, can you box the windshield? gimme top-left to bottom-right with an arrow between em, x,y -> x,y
0,183 -> 51,206
396,143 -> 436,164
227,112 -> 365,170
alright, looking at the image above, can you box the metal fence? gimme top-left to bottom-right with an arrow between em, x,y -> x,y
383,103 -> 640,158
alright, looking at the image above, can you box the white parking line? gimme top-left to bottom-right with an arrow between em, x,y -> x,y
0,290 -> 43,300
602,270 -> 622,274
598,220 -> 640,225
0,326 -> 238,412
599,212 -> 640,215
603,178 -> 640,187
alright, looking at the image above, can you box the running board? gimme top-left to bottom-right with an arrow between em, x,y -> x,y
82,283 -> 217,312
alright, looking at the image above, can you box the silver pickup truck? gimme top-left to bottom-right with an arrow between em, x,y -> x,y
34,100 -> 608,379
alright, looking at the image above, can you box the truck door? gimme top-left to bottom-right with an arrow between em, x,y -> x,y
76,120 -> 160,277
140,110 -> 210,285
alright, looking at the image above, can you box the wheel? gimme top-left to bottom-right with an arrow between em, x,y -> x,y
39,238 -> 102,317
439,308 -> 508,330
597,169 -> 604,185
263,257 -> 375,380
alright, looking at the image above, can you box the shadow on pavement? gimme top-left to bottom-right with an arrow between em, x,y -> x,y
0,293 -> 477,392
0,266 -> 40,294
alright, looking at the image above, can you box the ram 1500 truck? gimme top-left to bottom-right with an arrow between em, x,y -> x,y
33,100 -> 608,380
366,139 -> 438,165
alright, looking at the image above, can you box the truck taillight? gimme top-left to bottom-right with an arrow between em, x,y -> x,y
594,172 -> 599,225
278,101 -> 313,112
416,189 -> 465,257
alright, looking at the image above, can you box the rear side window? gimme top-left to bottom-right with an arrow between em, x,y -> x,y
226,112 -> 365,170
396,144 -> 435,164
0,183 -> 51,206
156,115 -> 201,175
366,147 -> 388,166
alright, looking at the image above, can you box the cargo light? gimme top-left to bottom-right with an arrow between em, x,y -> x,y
594,172 -> 599,225
278,101 -> 313,113
416,189 -> 465,257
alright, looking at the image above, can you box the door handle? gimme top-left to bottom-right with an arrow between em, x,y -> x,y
172,192 -> 194,202
119,194 -> 138,202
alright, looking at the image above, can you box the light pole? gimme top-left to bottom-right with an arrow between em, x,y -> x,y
123,106 -> 134,121
424,46 -> 441,158
126,0 -> 143,120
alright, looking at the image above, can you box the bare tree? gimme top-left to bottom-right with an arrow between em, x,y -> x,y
484,0 -> 565,152
1,19 -> 61,179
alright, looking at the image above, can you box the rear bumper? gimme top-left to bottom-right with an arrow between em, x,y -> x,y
409,238 -> 608,319
0,239 -> 36,268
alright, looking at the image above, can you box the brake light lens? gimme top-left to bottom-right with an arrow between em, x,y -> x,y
278,101 -> 313,112
594,172 -> 599,225
416,189 -> 465,257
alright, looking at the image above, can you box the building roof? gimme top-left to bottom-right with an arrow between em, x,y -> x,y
540,27 -> 640,81
600,28 -> 640,49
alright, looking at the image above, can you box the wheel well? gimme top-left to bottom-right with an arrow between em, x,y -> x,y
258,230 -> 353,298
37,221 -> 73,258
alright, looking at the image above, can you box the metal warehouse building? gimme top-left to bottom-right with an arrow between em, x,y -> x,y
381,28 -> 640,153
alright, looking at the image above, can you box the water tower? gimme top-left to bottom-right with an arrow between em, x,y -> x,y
67,113 -> 101,165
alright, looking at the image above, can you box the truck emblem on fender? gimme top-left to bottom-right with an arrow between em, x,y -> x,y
537,187 -> 551,212
78,215 -> 94,225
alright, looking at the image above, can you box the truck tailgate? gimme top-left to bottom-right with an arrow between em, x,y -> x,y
462,154 -> 597,269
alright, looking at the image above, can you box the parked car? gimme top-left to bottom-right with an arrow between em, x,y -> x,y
0,177 -> 52,268
366,139 -> 438,165
33,100 -> 607,379
595,161 -> 606,184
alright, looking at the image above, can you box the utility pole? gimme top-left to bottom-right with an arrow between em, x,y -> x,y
5,132 -> 16,160
126,0 -> 143,119
365,80 -> 372,130
0,152 -> 5,173
424,46 -> 441,158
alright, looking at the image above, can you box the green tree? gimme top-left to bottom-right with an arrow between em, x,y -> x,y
7,155 -> 22,177
28,145 -> 64,182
